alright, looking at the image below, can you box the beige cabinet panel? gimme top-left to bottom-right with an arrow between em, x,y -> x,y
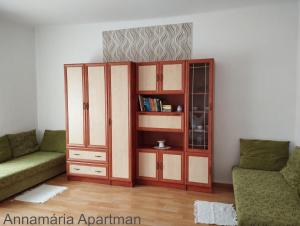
138,65 -> 157,91
162,64 -> 183,91
67,66 -> 84,145
69,164 -> 107,177
138,152 -> 157,178
188,156 -> 208,184
87,66 -> 106,146
69,150 -> 106,162
162,154 -> 182,181
138,115 -> 182,130
111,65 -> 129,179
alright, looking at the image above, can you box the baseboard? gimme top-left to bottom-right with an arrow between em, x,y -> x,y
213,182 -> 233,191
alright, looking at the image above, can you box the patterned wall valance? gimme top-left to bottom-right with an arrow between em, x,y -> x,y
103,23 -> 192,62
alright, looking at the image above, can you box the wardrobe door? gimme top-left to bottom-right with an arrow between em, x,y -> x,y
187,155 -> 209,184
137,63 -> 158,93
138,151 -> 158,180
161,153 -> 183,183
161,62 -> 184,93
86,64 -> 108,148
110,64 -> 131,180
65,65 -> 85,147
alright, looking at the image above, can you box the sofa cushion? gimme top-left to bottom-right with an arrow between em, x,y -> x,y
40,130 -> 66,153
8,130 -> 39,158
0,151 -> 65,189
281,147 -> 300,188
233,167 -> 300,226
239,139 -> 289,171
0,135 -> 12,163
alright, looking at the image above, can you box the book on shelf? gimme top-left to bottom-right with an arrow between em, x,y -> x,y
138,95 -> 163,112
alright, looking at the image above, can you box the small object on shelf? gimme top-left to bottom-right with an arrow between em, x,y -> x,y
154,140 -> 171,149
197,125 -> 203,130
157,140 -> 166,148
162,105 -> 172,112
177,105 -> 183,112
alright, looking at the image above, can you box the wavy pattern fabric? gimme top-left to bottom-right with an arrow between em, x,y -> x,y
103,23 -> 192,62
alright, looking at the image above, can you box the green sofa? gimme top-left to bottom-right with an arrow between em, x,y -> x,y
233,167 -> 300,226
0,130 -> 66,202
233,139 -> 300,226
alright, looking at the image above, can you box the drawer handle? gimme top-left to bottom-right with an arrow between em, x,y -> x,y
73,153 -> 81,156
73,168 -> 81,171
95,155 -> 102,158
95,170 -> 102,173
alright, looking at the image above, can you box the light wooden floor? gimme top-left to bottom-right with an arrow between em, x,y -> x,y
0,175 -> 234,226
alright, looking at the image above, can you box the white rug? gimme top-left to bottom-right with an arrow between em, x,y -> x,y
15,184 -> 67,203
194,201 -> 237,225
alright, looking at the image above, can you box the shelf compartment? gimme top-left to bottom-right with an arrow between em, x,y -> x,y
137,94 -> 184,112
137,131 -> 184,150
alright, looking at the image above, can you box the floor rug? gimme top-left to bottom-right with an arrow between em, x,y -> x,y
14,184 -> 67,203
194,200 -> 237,225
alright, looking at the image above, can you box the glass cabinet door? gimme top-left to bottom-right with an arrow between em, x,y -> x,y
188,63 -> 210,150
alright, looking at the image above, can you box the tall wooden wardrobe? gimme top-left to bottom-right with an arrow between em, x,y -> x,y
64,62 -> 135,186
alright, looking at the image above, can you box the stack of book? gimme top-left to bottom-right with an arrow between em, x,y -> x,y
138,95 -> 162,112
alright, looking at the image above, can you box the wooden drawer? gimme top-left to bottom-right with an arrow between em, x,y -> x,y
68,162 -> 107,178
138,114 -> 183,131
68,150 -> 106,162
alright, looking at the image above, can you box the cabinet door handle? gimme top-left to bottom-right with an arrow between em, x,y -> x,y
74,168 -> 81,171
74,153 -> 81,156
95,170 -> 102,173
95,155 -> 102,158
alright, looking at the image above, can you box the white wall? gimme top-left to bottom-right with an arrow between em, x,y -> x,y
0,17 -> 37,136
35,1 -> 298,183
295,1 -> 300,145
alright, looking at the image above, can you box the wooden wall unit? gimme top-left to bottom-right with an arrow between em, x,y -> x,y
64,59 -> 214,192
